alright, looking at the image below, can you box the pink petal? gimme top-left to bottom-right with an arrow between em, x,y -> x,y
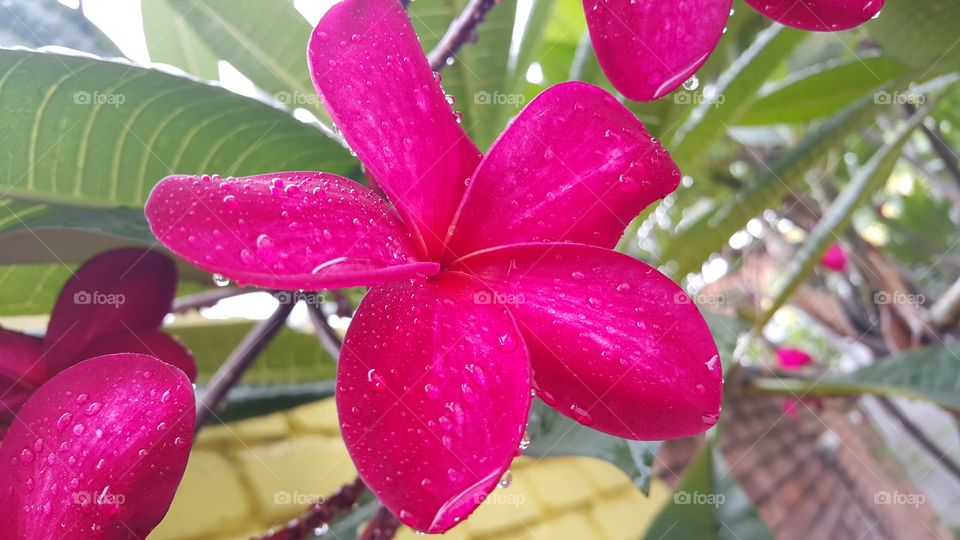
445,82 -> 679,260
307,0 -> 482,259
0,353 -> 195,539
744,0 -> 883,31
584,0 -> 732,101
337,273 -> 531,533
776,347 -> 813,370
77,330 -> 198,382
452,243 -> 721,440
0,328 -> 46,431
145,172 -> 439,290
44,249 -> 177,375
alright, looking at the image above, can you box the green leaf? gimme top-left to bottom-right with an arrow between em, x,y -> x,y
739,55 -> 906,125
410,0 -> 518,148
869,0 -> 960,74
668,25 -> 806,172
754,104 -> 929,329
152,0 -> 327,118
0,0 -> 122,57
645,444 -> 772,540
525,400 -> 662,495
0,264 -> 72,316
0,49 -> 353,208
663,93 -> 880,277
169,319 -> 337,384
0,200 -> 152,265
142,0 -> 221,80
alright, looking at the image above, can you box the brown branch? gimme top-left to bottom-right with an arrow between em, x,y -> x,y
252,478 -> 367,540
307,302 -> 342,361
427,0 -> 500,71
876,397 -> 960,482
358,506 -> 401,540
195,299 -> 295,431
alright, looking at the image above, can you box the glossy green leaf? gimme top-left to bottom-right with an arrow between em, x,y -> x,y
0,264 -> 72,316
739,55 -> 906,125
525,400 -> 662,495
669,25 -> 806,171
869,0 -> 960,74
663,94 -> 880,277
754,105 -> 928,329
645,444 -> 772,540
142,0 -> 220,80
0,49 -> 354,207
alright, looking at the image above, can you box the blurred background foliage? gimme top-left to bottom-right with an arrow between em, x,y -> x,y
1,0 -> 959,537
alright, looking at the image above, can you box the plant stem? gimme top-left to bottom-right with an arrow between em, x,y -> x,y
741,376 -> 954,409
427,0 -> 500,71
875,397 -> 960,482
358,507 -> 401,540
195,299 -> 295,431
307,302 -> 342,361
929,275 -> 960,330
252,478 -> 367,540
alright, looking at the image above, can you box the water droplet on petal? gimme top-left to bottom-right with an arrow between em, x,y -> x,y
498,469 -> 513,488
212,274 -> 230,287
367,369 -> 385,391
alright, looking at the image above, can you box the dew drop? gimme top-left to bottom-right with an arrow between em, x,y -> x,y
498,469 -> 513,488
56,413 -> 73,432
19,449 -> 34,463
212,274 -> 230,287
518,430 -> 531,452
367,369 -> 386,391
85,402 -> 102,416
682,75 -> 700,91
497,332 -> 517,352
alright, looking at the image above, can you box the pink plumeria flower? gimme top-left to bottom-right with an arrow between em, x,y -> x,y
144,0 -> 721,532
585,0 -> 885,101
0,250 -> 197,538
776,347 -> 814,371
820,242 -> 848,272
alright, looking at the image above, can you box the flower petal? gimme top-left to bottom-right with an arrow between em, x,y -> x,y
308,0 -> 482,258
0,353 -> 195,539
77,330 -> 198,382
0,328 -> 46,431
338,274 -> 531,533
584,0 -> 732,101
744,0 -> 883,31
452,243 -> 721,440
445,82 -> 679,260
145,172 -> 439,291
44,249 -> 177,374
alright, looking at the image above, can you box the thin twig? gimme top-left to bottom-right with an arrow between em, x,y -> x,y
427,0 -> 500,70
195,299 -> 295,431
905,103 -> 960,187
252,478 -> 367,540
172,287 -> 245,313
358,506 -> 401,540
875,397 -> 960,482
929,275 -> 960,330
307,302 -> 342,361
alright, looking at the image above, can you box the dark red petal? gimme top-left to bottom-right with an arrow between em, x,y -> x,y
745,0 -> 883,31
44,249 -> 177,374
308,0 -> 482,258
338,274 -> 531,532
452,243 -> 721,440
0,354 -> 195,539
584,0 -> 732,101
145,172 -> 438,291
445,82 -> 679,260
77,330 -> 198,382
